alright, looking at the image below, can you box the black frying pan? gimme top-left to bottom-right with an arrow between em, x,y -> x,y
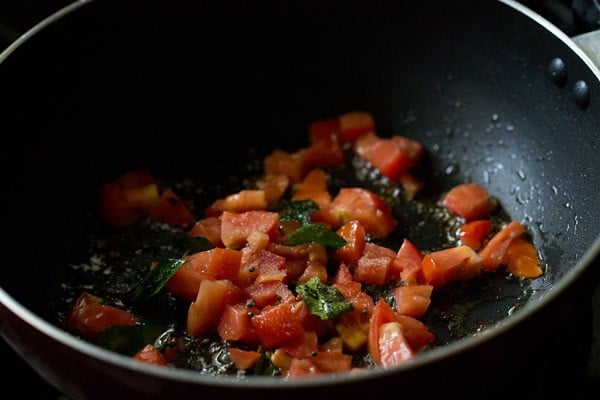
1,0 -> 599,398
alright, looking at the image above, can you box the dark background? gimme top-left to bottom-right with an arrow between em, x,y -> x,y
0,0 -> 598,398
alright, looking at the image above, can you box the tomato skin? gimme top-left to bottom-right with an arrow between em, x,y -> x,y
503,237 -> 543,278
329,188 -> 397,239
133,344 -> 167,366
227,347 -> 262,370
189,216 -> 223,247
368,298 -> 402,366
334,220 -> 367,266
443,182 -> 496,221
395,314 -> 435,352
478,220 -> 526,271
66,292 -> 138,339
421,245 -> 483,287
457,219 -> 493,250
389,238 -> 424,284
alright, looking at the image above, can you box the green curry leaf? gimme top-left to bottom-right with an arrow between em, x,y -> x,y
185,236 -> 215,253
277,199 -> 319,225
284,223 -> 347,249
295,276 -> 353,320
129,258 -> 186,302
94,324 -> 175,356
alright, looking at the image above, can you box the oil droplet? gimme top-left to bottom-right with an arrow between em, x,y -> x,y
445,163 -> 459,176
491,113 -> 499,122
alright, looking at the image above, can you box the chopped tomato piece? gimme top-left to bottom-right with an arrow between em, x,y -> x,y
334,220 -> 367,266
354,243 -> 396,285
392,284 -> 433,317
287,350 -> 353,377
308,117 -> 342,143
218,304 -> 259,343
205,198 -> 225,217
329,188 -> 397,239
256,173 -> 290,208
421,245 -> 483,287
220,210 -> 280,249
264,149 -> 308,184
66,292 -> 138,339
457,219 -> 493,250
338,111 -> 375,144
303,135 -> 344,168
251,300 -> 305,349
478,220 -> 526,271
245,281 -> 294,308
353,132 -> 423,180
291,168 -> 336,225
149,188 -> 196,228
389,135 -> 424,165
367,298 -> 403,366
366,137 -> 413,179
165,257 -> 211,302
389,238 -> 424,284
186,279 -> 241,337
377,322 -> 415,367
133,344 -> 167,366
502,237 -> 543,278
395,314 -> 435,352
221,190 -> 268,212
189,216 -> 223,247
227,347 -> 262,370
184,248 -> 242,283
443,182 -> 497,220
281,331 -> 319,359
99,182 -> 159,227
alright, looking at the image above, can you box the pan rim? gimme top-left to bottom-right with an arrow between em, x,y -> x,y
0,0 -> 599,390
